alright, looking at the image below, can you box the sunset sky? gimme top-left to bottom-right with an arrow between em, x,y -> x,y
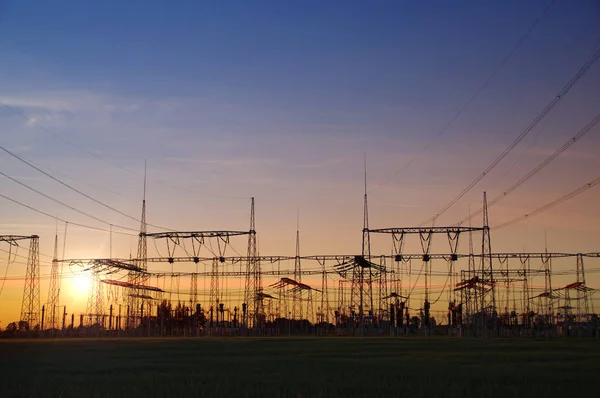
1,0 -> 600,323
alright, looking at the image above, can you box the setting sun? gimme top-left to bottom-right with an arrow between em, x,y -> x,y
69,273 -> 92,300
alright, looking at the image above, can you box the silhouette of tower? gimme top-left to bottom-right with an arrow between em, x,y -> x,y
243,198 -> 260,327
319,261 -> 330,324
20,235 -> 40,329
575,253 -> 589,323
543,235 -> 554,322
45,234 -> 60,330
306,289 -> 314,324
190,273 -> 198,308
128,165 -> 148,328
210,257 -> 220,314
351,159 -> 373,326
480,192 -> 495,335
292,218 -> 302,320
86,272 -> 104,326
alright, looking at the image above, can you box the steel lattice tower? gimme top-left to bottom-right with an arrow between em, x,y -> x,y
543,240 -> 554,322
127,169 -> 148,328
480,192 -> 495,335
466,207 -> 478,324
575,253 -> 589,323
210,258 -> 220,312
86,272 -> 104,326
243,197 -> 260,327
319,262 -> 330,323
20,235 -> 40,329
292,227 -> 302,320
45,234 -> 60,330
190,273 -> 198,307
306,290 -> 314,323
351,163 -> 373,325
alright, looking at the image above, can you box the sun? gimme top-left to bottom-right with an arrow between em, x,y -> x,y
70,273 -> 92,298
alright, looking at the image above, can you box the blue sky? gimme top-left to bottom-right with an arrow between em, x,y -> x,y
1,1 -> 600,319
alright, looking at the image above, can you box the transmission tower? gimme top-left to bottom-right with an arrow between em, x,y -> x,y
210,257 -> 220,313
243,197 -> 261,327
20,235 -> 40,329
466,208 -> 477,324
86,272 -> 104,326
480,192 -> 496,336
319,261 -> 330,323
292,226 -> 302,320
351,163 -> 373,327
45,234 -> 60,330
575,253 -> 589,323
306,289 -> 314,324
544,236 -> 554,323
127,170 -> 148,328
190,273 -> 198,308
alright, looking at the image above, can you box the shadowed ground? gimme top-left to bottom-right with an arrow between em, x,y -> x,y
0,337 -> 598,397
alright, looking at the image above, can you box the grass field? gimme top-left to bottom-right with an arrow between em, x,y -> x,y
0,337 -> 598,397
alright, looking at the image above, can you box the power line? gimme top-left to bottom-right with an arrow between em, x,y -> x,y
457,111 -> 600,225
422,43 -> 600,225
0,101 -> 139,176
0,144 -> 172,231
495,175 -> 600,230
370,0 -> 556,194
0,171 -> 139,232
492,104 -> 559,188
0,192 -> 137,236
0,245 -> 16,297
0,245 -> 53,264
1,101 -> 249,201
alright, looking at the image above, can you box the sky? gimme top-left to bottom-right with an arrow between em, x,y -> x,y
1,0 -> 600,323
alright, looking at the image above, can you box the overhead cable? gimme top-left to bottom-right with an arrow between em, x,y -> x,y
370,0 -> 556,194
0,192 -> 137,236
457,111 -> 600,225
0,144 -> 172,231
495,176 -> 600,229
422,43 -> 600,225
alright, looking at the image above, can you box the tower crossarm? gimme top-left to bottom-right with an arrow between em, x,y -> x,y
0,234 -> 38,243
143,231 -> 250,239
368,227 -> 484,234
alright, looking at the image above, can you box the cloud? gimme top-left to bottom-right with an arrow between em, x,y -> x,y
1,96 -> 75,111
24,116 -> 37,126
296,157 -> 348,169
0,91 -> 144,121
155,156 -> 282,168
371,202 -> 421,208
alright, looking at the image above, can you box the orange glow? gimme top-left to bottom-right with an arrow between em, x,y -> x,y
68,273 -> 92,301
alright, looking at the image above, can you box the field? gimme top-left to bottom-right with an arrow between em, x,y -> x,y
0,337 -> 598,397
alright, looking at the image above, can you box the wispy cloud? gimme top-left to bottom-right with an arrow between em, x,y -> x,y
372,202 -> 421,208
156,156 -> 282,168
296,157 -> 348,169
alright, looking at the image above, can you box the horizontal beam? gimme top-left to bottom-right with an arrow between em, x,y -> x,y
66,259 -> 145,273
368,227 -> 484,234
143,230 -> 250,239
101,279 -> 164,292
0,235 -> 38,243
62,252 -> 596,267
150,269 -> 325,277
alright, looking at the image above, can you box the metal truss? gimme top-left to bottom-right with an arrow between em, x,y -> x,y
66,259 -> 146,274
0,235 -> 38,243
144,231 -> 250,240
368,226 -> 484,234
101,279 -> 164,292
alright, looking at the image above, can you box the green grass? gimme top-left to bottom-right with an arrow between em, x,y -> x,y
0,337 -> 598,397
